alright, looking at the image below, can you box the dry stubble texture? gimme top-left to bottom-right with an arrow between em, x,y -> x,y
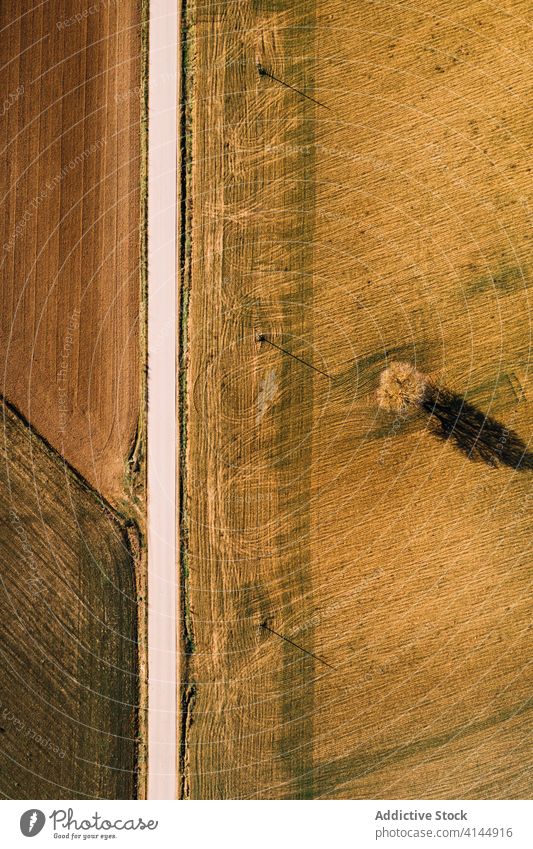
182,0 -> 532,799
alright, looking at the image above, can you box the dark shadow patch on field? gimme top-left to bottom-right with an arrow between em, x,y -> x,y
463,265 -> 529,298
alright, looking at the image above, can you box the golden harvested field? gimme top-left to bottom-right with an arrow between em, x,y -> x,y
0,1 -> 145,798
180,0 -> 532,798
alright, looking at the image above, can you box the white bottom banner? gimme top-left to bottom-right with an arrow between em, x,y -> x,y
1,799 -> 531,848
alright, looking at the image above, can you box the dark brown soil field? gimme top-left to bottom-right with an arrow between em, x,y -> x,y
0,398 -> 138,798
0,1 -> 145,798
180,0 -> 532,798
